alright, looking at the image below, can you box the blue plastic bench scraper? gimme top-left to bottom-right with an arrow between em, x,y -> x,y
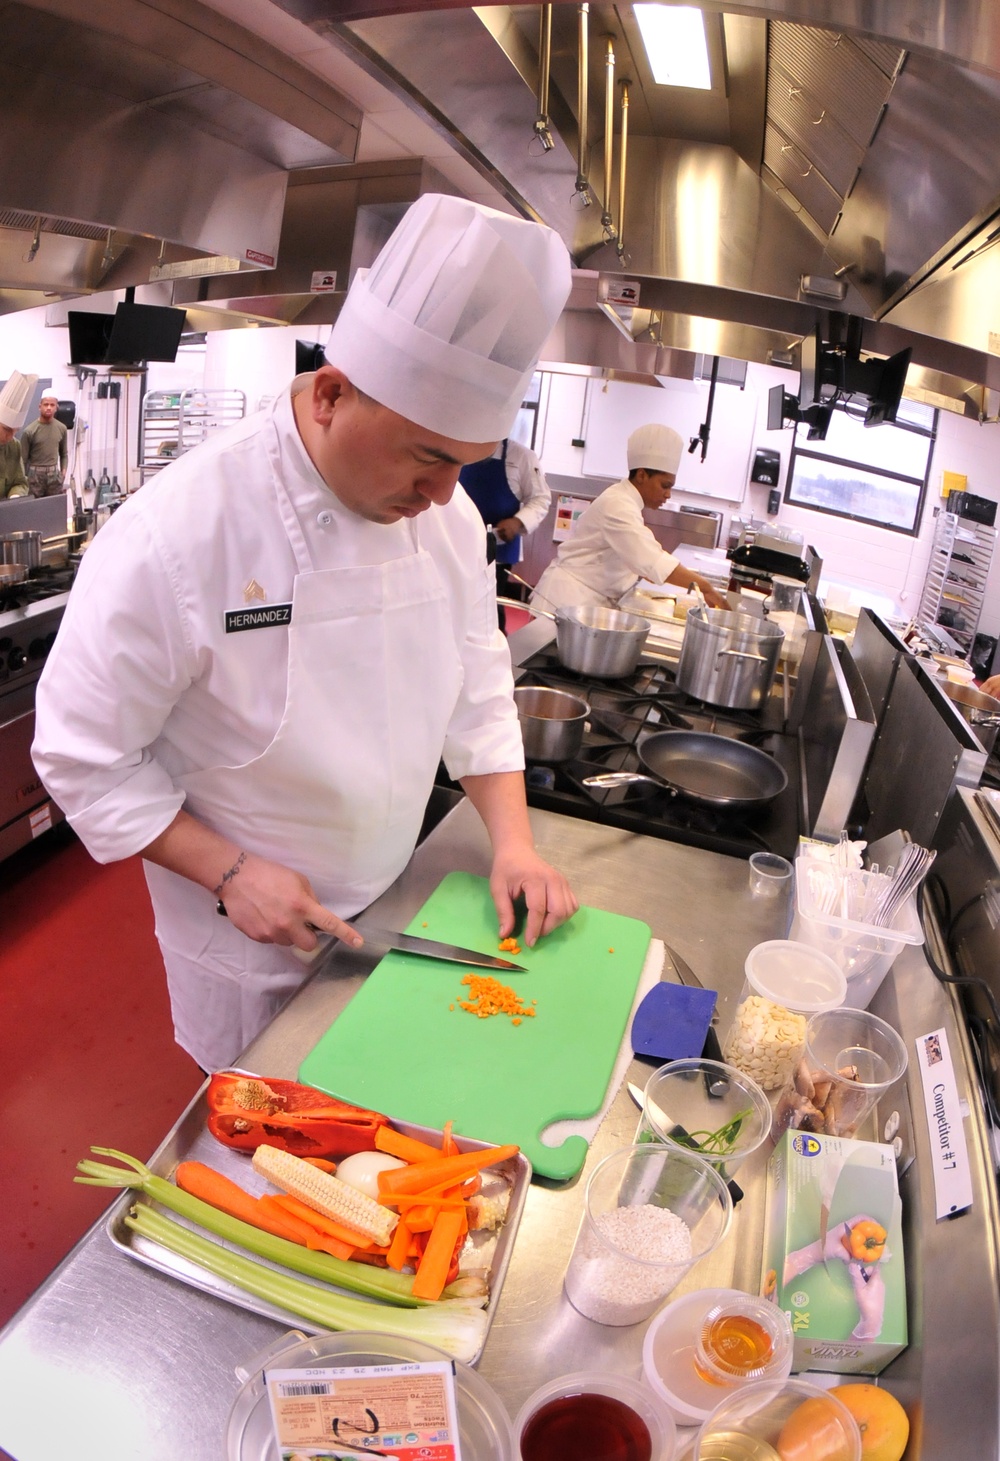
630,981 -> 718,1062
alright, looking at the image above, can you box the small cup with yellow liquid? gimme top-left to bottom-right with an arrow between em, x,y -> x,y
693,1296 -> 793,1388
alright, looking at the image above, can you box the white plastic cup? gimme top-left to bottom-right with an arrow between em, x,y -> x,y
748,852 -> 793,897
774,1006 -> 909,1140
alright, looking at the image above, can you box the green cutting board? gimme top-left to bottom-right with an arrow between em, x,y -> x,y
299,872 -> 651,1180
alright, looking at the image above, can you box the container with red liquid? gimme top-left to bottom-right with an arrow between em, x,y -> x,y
514,1371 -> 676,1461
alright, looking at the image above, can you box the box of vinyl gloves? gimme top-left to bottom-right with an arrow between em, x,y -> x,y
761,1130 -> 907,1374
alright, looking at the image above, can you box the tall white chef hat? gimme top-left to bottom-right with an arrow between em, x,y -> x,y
326,193 -> 571,442
0,371 -> 40,430
627,423 -> 684,475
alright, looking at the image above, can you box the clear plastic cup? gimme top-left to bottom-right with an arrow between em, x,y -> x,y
639,1059 -> 772,1178
748,851 -> 793,897
693,1377 -> 861,1461
774,1006 -> 909,1140
722,941 -> 847,1091
693,1295 -> 793,1386
564,1143 -> 733,1325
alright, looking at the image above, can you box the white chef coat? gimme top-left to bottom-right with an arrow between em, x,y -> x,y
33,387 -> 524,1068
531,477 -> 679,612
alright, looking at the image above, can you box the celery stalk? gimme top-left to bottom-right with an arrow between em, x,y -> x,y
75,1147 -> 427,1307
125,1204 -> 488,1364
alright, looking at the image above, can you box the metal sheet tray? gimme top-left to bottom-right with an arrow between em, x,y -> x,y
105,1073 -> 531,1366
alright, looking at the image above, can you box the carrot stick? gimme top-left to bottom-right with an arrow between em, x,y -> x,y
412,1208 -> 466,1301
174,1161 -> 324,1249
302,1157 -> 338,1173
375,1127 -> 444,1163
256,1196 -> 355,1259
386,1216 -> 413,1272
391,1193 -> 466,1212
267,1193 -> 377,1251
441,1120 -> 459,1158
378,1144 -> 519,1199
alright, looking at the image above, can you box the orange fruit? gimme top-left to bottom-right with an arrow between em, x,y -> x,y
776,1395 -> 858,1461
830,1384 -> 910,1461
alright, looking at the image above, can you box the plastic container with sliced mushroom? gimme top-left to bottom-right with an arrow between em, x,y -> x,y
722,941 -> 847,1092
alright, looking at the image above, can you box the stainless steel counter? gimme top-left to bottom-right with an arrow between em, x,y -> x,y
0,800 -> 997,1460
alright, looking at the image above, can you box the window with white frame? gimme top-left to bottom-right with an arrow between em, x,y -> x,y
784,398 -> 937,535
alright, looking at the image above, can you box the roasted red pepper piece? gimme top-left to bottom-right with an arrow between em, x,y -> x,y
206,1072 -> 389,1159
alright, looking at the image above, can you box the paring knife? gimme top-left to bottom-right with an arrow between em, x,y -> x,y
216,901 -> 526,971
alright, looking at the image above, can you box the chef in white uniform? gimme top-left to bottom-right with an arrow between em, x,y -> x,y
531,423 -> 728,613
32,194 -> 578,1072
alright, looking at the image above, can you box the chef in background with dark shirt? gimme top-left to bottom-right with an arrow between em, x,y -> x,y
0,371 -> 36,499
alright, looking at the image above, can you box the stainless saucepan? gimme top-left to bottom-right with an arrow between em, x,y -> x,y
498,598 -> 652,679
0,562 -> 29,587
513,686 -> 590,762
583,729 -> 788,811
0,529 -> 85,569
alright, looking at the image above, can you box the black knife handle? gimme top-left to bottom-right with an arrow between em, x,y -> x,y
702,1022 -> 726,1067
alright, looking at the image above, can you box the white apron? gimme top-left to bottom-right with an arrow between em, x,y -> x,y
531,561 -> 617,614
145,436 -> 464,1071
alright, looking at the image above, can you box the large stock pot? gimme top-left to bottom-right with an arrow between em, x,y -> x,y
676,606 -> 783,710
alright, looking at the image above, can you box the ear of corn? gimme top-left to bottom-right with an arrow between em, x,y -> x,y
253,1143 -> 397,1246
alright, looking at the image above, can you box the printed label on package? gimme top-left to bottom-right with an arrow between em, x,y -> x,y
915,1025 -> 974,1218
265,1359 -> 463,1461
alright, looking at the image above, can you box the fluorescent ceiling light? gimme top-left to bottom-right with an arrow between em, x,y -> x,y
634,5 -> 712,90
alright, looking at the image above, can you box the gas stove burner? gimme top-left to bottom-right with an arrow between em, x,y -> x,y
513,641 -> 800,859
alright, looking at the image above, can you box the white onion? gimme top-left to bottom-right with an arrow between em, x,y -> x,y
335,1150 -> 406,1198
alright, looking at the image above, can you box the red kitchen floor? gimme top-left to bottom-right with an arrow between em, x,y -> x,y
0,823 -> 202,1330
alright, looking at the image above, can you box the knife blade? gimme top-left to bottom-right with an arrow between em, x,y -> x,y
662,941 -> 727,1078
353,925 -> 527,972
216,901 -> 526,971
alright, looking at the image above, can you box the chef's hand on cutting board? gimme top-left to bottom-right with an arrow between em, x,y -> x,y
490,845 -> 579,947
460,770 -> 579,947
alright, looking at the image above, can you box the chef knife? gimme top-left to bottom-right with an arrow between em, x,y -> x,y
662,942 -> 727,1080
216,902 -> 526,971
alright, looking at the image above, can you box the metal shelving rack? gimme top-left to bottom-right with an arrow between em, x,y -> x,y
917,509 -> 996,655
139,388 -> 246,482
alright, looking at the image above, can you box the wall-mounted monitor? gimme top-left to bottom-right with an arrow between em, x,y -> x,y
767,383 -> 800,431
864,347 -> 912,427
67,311 -> 115,366
106,304 -> 186,364
67,303 -> 186,367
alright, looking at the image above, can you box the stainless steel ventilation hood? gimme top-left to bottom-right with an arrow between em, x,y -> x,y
5,0 -> 1000,407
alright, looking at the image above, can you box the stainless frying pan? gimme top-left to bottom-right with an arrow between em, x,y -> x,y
583,729 -> 788,811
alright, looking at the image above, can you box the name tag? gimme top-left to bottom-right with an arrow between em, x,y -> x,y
224,604 -> 292,633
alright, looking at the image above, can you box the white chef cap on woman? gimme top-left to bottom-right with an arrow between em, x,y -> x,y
0,371 -> 39,429
326,194 -> 571,442
627,423 -> 684,475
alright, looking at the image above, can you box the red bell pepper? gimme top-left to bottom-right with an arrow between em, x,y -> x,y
205,1072 -> 389,1159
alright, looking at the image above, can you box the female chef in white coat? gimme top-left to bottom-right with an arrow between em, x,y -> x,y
32,195 -> 578,1072
531,423 -> 728,613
